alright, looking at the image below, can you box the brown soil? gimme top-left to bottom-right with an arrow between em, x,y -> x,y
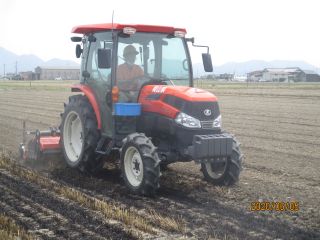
0,85 -> 319,239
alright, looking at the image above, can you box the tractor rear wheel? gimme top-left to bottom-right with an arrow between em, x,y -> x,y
60,95 -> 102,173
201,138 -> 243,185
121,133 -> 160,196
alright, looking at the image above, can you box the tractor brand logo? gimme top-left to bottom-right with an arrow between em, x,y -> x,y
204,109 -> 212,116
152,86 -> 167,93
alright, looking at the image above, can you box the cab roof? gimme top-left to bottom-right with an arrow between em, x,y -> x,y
72,23 -> 187,34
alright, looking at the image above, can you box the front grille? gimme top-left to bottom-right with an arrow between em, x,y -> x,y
185,102 -> 219,121
163,96 -> 220,120
201,120 -> 214,129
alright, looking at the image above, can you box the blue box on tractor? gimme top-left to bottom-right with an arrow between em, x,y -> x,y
114,103 -> 141,116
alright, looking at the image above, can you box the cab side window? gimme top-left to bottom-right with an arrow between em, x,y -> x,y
87,32 -> 112,83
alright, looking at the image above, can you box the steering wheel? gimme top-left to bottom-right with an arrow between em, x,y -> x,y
117,78 -> 137,91
117,74 -> 174,93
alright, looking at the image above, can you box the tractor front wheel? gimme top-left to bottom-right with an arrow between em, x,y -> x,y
121,133 -> 160,196
201,138 -> 243,186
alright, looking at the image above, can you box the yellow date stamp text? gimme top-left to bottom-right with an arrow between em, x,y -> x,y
251,201 -> 299,212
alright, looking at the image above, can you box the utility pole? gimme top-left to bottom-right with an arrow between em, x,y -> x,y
15,61 -> 18,75
3,64 -> 5,77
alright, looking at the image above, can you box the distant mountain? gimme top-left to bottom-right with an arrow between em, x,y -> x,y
0,47 -> 79,74
193,60 -> 320,77
1,47 -> 318,77
45,58 -> 80,67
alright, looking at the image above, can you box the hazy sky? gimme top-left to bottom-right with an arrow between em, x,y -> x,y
1,0 -> 319,67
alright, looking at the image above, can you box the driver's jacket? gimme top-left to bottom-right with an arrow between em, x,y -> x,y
117,63 -> 144,91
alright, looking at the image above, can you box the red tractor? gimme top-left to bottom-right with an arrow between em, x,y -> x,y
20,23 -> 243,196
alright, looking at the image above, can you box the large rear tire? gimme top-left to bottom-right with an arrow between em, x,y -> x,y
60,95 -> 102,173
201,138 -> 243,185
121,133 -> 160,196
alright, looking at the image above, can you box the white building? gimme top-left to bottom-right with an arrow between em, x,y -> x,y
247,68 -> 320,82
35,66 -> 80,80
262,68 -> 302,82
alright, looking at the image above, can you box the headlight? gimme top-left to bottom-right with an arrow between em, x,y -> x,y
213,115 -> 222,128
175,112 -> 201,128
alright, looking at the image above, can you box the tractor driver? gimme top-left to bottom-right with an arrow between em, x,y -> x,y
117,45 -> 144,102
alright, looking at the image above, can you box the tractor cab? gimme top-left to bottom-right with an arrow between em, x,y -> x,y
72,23 -> 213,140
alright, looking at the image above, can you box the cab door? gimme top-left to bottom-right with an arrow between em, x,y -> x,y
85,32 -> 113,137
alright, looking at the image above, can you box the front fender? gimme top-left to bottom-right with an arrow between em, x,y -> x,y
71,84 -> 101,129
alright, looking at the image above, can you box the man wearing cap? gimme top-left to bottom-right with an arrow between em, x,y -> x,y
117,45 -> 144,93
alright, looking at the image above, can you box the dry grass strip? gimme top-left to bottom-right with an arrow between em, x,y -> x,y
0,156 -> 154,234
0,155 -> 185,234
149,209 -> 186,233
0,214 -> 34,240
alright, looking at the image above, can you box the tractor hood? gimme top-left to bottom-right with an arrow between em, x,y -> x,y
139,85 -> 219,119
140,85 -> 218,102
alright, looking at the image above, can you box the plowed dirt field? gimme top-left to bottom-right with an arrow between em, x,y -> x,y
0,81 -> 319,239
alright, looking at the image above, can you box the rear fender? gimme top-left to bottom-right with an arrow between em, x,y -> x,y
71,84 -> 101,129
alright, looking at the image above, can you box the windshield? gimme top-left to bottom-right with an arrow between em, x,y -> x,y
117,32 -> 191,86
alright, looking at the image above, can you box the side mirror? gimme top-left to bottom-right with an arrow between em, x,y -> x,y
188,38 -> 213,72
76,44 -> 83,58
98,48 -> 111,69
202,53 -> 213,72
